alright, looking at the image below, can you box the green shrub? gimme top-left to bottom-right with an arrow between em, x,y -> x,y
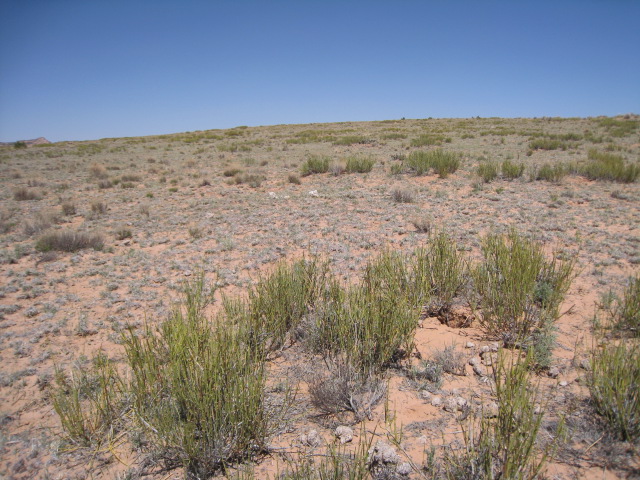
36,230 -> 105,252
300,155 -> 330,176
404,150 -> 460,178
581,149 -> 640,183
600,275 -> 640,338
247,258 -> 334,352
122,274 -> 277,477
501,159 -> 525,179
445,351 -> 565,479
332,135 -> 370,146
532,163 -> 567,182
529,138 -> 568,151
50,354 -> 126,446
223,167 -> 243,177
410,134 -> 449,147
472,230 -> 575,349
589,339 -> 640,440
344,155 -> 375,173
413,231 -> 467,314
310,251 -> 418,374
14,141 -> 27,149
477,161 -> 499,183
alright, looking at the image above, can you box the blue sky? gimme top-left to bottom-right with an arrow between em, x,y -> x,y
1,1 -> 639,142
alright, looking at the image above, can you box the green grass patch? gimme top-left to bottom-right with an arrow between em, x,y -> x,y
581,149 -> 640,183
300,155 -> 330,176
36,230 -> 105,252
344,154 -> 375,173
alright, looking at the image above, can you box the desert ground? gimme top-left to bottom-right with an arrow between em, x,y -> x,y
0,116 -> 638,479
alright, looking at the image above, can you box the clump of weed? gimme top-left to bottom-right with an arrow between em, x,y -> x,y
91,201 -> 107,215
122,274 -> 278,477
477,161 -> 499,183
23,210 -> 61,236
288,174 -> 301,185
501,159 -> 525,179
410,134 -> 450,147
301,155 -> 330,176
411,215 -> 432,234
13,187 -> 41,201
589,339 -> 640,441
597,275 -> 640,338
581,149 -> 640,183
529,138 -> 568,151
413,231 -> 467,315
344,154 -> 375,173
443,351 -> 565,479
223,167 -> 243,177
432,344 -> 467,376
115,226 -> 132,241
404,150 -> 460,178
531,163 -> 567,182
36,230 -> 105,252
89,163 -> 108,179
391,188 -> 415,203
61,201 -> 76,216
471,230 -> 575,352
333,135 -> 370,146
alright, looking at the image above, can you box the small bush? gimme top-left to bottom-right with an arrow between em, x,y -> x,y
444,351 -> 565,478
581,149 -> 640,183
97,180 -> 113,189
344,155 -> 375,173
300,155 -> 330,176
247,258 -> 334,353
61,201 -> 76,216
333,135 -> 370,146
13,187 -> 41,201
411,215 -> 432,234
432,344 -> 466,376
115,226 -> 133,240
310,251 -> 418,374
501,159 -> 525,179
477,161 -> 499,183
589,340 -> 640,440
36,230 -> 105,252
91,201 -> 107,215
404,149 -> 460,178
391,188 -> 415,203
410,134 -> 450,147
533,163 -> 567,182
122,274 -> 277,477
14,141 -> 27,149
413,231 -> 467,314
472,230 -> 575,348
223,167 -> 243,177
529,138 -> 568,151
89,163 -> 108,179
288,174 -> 301,185
600,275 -> 640,338
23,210 -> 61,236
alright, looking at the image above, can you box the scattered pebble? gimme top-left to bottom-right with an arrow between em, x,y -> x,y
335,425 -> 353,444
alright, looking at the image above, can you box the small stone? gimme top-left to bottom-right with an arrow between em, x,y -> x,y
472,364 -> 486,377
396,462 -> 412,476
490,343 -> 499,352
579,358 -> 591,371
465,342 -> 475,348
335,425 -> 353,444
480,345 -> 491,354
559,380 -> 569,387
123,239 -> 131,246
534,405 -> 542,415
369,441 -> 400,464
430,396 -> 442,407
300,429 -> 322,447
468,356 -> 481,366
456,396 -> 467,409
548,367 -> 560,379
183,270 -> 192,277
443,397 -> 458,412
420,390 -> 432,402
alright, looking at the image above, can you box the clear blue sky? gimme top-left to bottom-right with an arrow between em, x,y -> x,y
1,1 -> 639,142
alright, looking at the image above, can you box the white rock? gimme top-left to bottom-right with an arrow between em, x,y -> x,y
300,429 -> 322,447
468,356 -> 481,366
443,397 -> 458,412
480,345 -> 491,354
548,367 -> 560,379
420,390 -> 432,401
308,190 -> 319,197
396,462 -> 412,476
430,396 -> 442,407
268,191 -> 278,198
465,342 -> 475,348
559,380 -> 569,387
335,425 -> 353,444
369,441 -> 400,464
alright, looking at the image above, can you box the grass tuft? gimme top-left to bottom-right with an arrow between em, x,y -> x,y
300,155 -> 330,176
36,230 -> 105,252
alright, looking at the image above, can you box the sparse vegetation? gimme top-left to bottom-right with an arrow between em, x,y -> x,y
300,155 -> 330,176
581,149 -> 640,183
344,154 -> 375,173
477,161 -> 499,183
36,230 -> 105,252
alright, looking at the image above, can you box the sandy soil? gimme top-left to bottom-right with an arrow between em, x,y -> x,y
0,116 -> 639,479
